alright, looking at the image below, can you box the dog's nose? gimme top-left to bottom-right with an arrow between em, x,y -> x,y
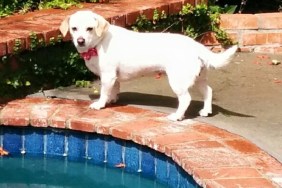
77,37 -> 85,46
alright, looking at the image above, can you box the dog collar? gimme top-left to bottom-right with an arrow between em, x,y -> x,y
80,48 -> 98,61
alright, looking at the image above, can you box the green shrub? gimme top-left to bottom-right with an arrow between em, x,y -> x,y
132,4 -> 234,45
0,40 -> 93,98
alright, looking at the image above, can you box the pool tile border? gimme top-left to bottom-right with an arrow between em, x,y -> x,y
0,97 -> 282,187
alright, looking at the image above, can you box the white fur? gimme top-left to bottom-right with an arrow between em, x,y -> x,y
60,10 -> 238,121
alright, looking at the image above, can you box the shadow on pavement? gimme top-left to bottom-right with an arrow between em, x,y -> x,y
101,92 -> 255,119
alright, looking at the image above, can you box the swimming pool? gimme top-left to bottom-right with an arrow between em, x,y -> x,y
0,155 -> 170,187
0,126 -> 200,188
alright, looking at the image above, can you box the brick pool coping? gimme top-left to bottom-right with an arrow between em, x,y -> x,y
0,97 -> 282,187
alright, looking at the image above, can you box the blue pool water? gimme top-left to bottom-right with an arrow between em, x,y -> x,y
0,155 -> 168,188
0,126 -> 200,188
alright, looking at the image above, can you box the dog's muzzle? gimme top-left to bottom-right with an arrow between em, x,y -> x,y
77,37 -> 85,47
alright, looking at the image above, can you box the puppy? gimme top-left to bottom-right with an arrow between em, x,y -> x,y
60,10 -> 238,121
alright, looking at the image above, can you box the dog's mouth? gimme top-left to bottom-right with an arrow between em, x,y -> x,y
75,46 -> 88,54
78,43 -> 85,47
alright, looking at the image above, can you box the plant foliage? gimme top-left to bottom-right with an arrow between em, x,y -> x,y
0,36 -> 93,98
132,4 -> 234,45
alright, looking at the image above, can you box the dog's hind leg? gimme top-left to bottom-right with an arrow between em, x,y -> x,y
166,71 -> 194,121
196,69 -> 212,117
167,91 -> 192,121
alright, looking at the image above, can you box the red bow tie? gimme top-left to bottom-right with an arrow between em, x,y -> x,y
80,48 -> 98,61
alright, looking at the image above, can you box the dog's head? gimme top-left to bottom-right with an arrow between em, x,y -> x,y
60,10 -> 109,52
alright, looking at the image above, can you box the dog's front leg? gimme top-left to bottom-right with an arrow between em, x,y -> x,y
89,74 -> 117,110
108,81 -> 120,104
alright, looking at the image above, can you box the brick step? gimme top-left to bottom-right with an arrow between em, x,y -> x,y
0,0 -> 197,57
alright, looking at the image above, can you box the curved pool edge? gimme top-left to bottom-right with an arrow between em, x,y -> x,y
0,97 -> 282,188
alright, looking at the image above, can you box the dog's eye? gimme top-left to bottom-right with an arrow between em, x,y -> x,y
71,27 -> 77,32
87,27 -> 93,32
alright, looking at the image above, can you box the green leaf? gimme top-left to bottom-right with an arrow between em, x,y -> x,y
25,81 -> 31,86
224,5 -> 237,14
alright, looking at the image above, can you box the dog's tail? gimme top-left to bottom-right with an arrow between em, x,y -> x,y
200,45 -> 238,69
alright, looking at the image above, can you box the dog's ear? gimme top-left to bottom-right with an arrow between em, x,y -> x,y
95,15 -> 110,37
59,16 -> 70,37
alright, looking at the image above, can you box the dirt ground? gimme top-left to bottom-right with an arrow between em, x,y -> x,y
34,52 -> 282,162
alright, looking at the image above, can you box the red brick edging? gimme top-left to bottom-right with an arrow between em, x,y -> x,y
0,97 -> 282,188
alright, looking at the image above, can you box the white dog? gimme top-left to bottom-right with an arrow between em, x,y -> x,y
60,10 -> 237,121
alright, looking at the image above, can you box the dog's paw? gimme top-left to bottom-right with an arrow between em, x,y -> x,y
167,113 -> 184,121
199,109 -> 212,117
89,101 -> 105,110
